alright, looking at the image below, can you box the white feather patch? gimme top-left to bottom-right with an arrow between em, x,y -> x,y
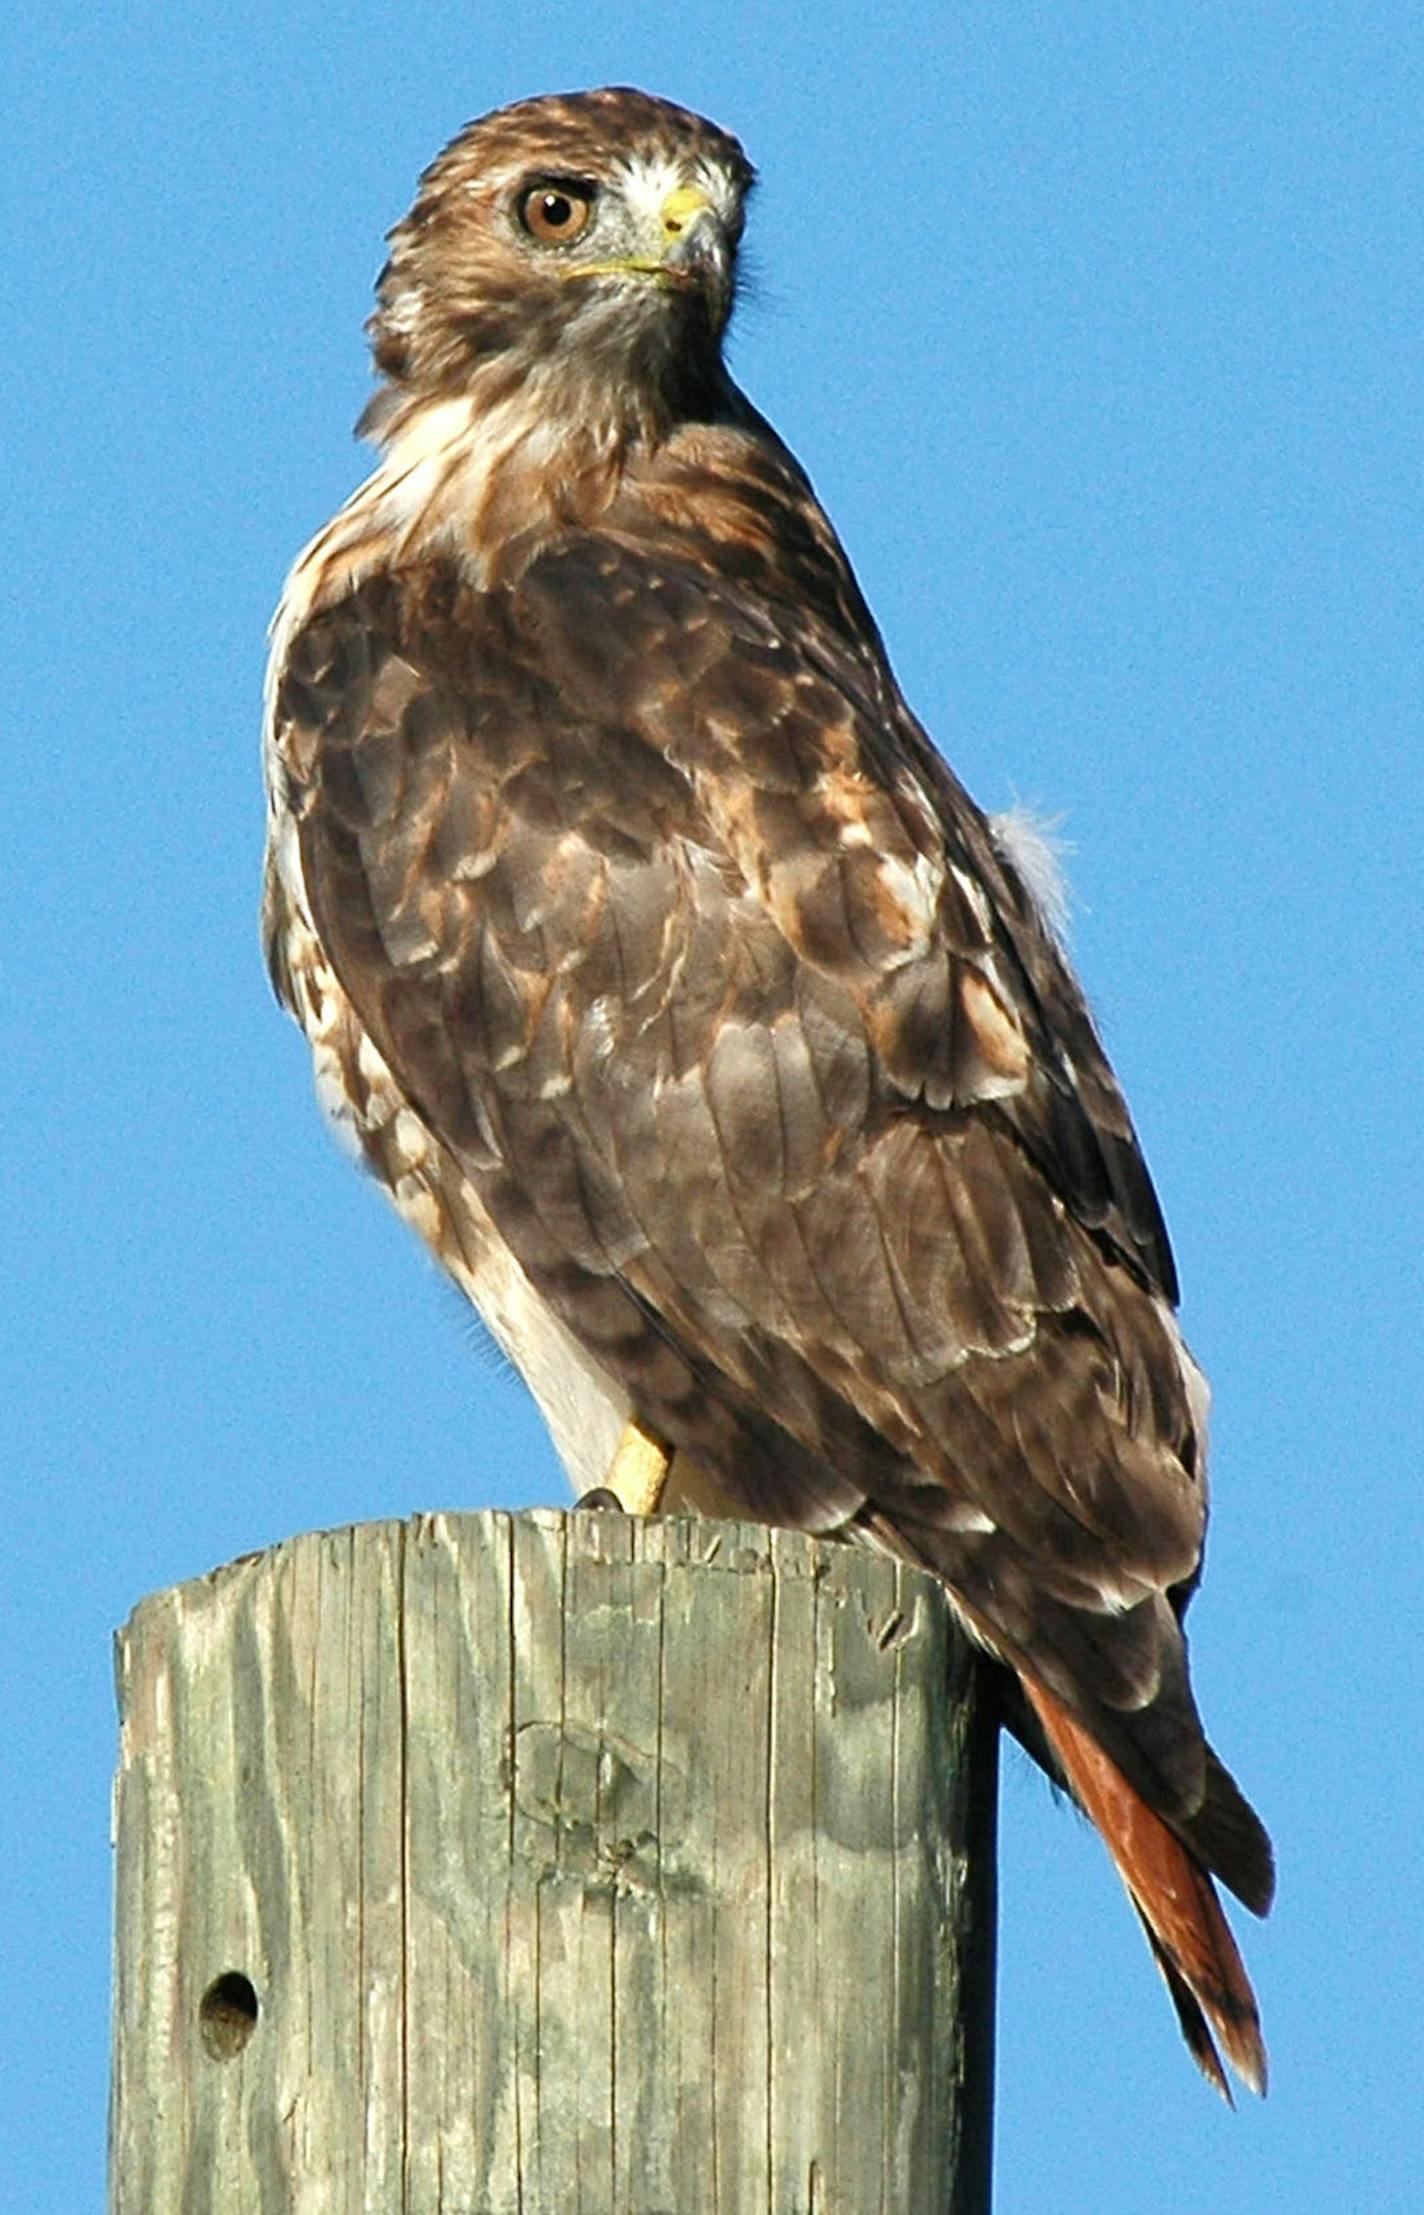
989,805 -> 1073,944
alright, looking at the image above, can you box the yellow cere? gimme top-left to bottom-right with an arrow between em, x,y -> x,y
659,184 -> 712,240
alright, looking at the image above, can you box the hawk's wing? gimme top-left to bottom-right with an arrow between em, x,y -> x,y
270,538 -> 1264,1912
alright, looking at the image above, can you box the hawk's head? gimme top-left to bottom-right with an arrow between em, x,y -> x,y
365,88 -> 754,426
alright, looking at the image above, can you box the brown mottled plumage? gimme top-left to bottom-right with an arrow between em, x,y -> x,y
263,86 -> 1272,2096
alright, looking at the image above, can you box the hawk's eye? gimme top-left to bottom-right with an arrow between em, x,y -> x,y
518,181 -> 597,246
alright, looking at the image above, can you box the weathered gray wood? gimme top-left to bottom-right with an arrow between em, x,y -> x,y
111,1510 -> 995,2213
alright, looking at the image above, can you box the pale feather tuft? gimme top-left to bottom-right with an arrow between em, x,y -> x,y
990,804 -> 1073,944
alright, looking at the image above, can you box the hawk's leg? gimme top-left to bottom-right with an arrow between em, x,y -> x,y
575,1417 -> 672,1515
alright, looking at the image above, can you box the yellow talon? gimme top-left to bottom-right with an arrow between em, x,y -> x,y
604,1418 -> 673,1515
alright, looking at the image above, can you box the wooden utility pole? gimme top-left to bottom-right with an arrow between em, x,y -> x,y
110,1509 -> 997,2213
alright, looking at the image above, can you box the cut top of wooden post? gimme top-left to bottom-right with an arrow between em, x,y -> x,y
110,1510 -> 995,2215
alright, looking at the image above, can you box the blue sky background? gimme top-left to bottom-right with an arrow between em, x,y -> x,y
4,4 -> 1419,2206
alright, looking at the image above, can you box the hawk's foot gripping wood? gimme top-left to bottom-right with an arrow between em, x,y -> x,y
580,1417 -> 672,1516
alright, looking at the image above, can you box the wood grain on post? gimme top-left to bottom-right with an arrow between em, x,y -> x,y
110,1509 -> 996,2214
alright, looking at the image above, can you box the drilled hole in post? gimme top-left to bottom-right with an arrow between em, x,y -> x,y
199,1971 -> 259,2060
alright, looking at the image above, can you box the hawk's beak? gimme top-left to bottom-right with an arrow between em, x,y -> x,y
561,184 -> 732,321
659,185 -> 713,251
657,185 -> 725,282
655,184 -> 732,322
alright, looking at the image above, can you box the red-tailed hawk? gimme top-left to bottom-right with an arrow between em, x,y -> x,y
263,86 -> 1271,2095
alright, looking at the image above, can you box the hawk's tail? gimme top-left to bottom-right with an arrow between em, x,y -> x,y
1022,1679 -> 1268,2102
